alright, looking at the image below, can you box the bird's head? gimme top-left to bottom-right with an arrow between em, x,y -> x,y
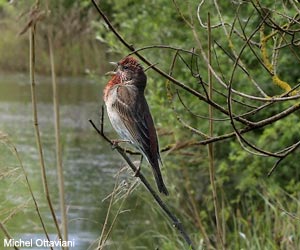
107,56 -> 147,90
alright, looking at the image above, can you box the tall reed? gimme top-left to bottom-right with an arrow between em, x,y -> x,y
28,1 -> 63,243
46,2 -> 69,245
207,12 -> 224,250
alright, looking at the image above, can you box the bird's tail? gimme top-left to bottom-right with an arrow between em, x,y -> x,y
152,165 -> 169,196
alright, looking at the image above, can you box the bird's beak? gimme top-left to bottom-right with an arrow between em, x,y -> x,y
105,71 -> 116,76
109,61 -> 118,66
105,61 -> 118,76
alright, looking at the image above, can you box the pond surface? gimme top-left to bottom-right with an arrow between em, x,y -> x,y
0,72 -> 149,249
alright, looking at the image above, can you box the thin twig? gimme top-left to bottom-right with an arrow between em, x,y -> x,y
97,173 -> 119,249
0,222 -> 20,250
207,12 -> 224,250
90,0 -> 260,129
99,177 -> 137,249
9,140 -> 52,247
89,105 -> 195,249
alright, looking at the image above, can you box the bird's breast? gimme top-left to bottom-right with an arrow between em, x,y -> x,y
103,75 -> 122,102
105,87 -> 135,143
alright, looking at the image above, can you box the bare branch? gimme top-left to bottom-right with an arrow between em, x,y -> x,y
89,105 -> 195,249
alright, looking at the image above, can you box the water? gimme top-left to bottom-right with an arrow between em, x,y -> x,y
0,72 -> 130,249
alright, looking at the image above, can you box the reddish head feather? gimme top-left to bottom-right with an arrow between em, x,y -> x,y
103,56 -> 143,101
119,56 -> 141,68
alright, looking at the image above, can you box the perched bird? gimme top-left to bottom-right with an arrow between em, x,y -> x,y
103,56 -> 169,195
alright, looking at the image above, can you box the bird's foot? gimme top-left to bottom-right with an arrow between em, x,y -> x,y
133,157 -> 143,177
133,165 -> 141,177
111,139 -> 130,149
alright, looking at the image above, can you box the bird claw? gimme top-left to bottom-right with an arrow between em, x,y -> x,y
132,157 -> 143,177
111,139 -> 129,149
133,165 -> 141,177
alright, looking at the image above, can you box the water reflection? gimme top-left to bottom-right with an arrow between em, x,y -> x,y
0,72 -> 122,249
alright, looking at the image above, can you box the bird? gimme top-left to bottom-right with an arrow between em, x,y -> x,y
103,56 -> 169,195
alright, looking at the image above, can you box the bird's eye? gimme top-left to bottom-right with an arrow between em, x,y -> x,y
123,65 -> 129,70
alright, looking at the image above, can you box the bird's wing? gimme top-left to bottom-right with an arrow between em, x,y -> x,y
112,85 -> 158,160
112,85 -> 167,195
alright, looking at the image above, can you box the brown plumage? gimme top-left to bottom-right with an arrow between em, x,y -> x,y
103,56 -> 169,195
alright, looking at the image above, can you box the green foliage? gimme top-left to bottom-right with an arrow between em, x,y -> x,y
1,0 -> 299,249
93,0 -> 300,249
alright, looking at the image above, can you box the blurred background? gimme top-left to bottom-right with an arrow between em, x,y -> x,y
1,0 -> 300,249
0,1 -> 130,249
